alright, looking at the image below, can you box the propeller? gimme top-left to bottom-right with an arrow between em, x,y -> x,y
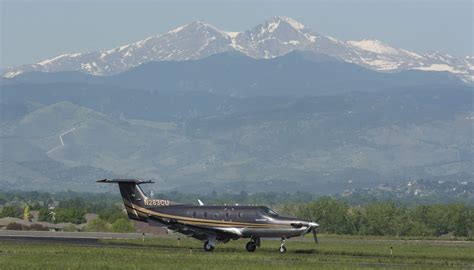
308,222 -> 319,244
294,220 -> 320,243
312,227 -> 318,243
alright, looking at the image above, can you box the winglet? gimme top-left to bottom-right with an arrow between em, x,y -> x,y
197,199 -> 204,206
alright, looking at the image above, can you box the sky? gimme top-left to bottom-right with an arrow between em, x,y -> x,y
1,0 -> 472,67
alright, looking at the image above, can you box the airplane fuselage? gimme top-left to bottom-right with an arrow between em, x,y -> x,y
138,204 -> 311,239
99,179 -> 319,253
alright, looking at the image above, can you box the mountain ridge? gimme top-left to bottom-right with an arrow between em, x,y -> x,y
6,51 -> 464,98
1,82 -> 471,192
3,16 -> 472,82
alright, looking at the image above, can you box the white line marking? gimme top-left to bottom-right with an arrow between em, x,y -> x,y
46,127 -> 76,154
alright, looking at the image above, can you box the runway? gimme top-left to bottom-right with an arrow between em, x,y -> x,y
0,230 -> 155,246
1,230 -> 472,269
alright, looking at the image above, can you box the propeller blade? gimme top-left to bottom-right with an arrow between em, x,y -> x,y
312,228 -> 318,244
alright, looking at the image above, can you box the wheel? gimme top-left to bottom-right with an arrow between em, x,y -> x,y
279,245 -> 287,253
246,241 -> 257,252
204,240 -> 214,252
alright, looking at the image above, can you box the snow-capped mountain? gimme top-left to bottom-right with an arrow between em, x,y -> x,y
3,16 -> 473,82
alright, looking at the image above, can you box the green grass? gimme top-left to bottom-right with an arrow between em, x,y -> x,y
0,235 -> 473,269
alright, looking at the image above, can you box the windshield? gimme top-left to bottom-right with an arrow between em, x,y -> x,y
263,207 -> 279,217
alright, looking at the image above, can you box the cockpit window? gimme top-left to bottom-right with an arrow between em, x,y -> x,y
263,207 -> 279,217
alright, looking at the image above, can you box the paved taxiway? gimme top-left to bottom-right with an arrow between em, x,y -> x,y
0,230 -> 157,246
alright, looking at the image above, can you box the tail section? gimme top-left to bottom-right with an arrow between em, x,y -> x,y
97,179 -> 154,222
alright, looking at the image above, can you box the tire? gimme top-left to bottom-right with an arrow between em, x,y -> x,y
246,241 -> 257,252
204,240 -> 214,252
279,245 -> 287,253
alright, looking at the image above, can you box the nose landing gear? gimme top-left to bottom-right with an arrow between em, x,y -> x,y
279,238 -> 287,253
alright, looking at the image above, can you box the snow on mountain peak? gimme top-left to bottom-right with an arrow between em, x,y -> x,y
168,25 -> 185,34
3,17 -> 472,82
222,31 -> 240,38
169,20 -> 240,40
276,16 -> 306,30
37,53 -> 81,66
347,39 -> 399,55
259,16 -> 307,34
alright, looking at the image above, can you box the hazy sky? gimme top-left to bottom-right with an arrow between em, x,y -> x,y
1,0 -> 472,67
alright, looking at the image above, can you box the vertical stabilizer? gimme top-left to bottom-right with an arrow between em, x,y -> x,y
97,179 -> 152,222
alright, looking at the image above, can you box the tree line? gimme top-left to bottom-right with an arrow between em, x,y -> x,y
1,192 -> 472,237
279,197 -> 473,238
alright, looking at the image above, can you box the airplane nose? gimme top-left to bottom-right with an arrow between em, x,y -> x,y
308,222 -> 319,228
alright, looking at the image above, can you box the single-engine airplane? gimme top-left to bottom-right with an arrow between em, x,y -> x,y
98,179 -> 319,253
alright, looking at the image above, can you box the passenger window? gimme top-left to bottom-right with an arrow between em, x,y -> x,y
213,213 -> 219,219
225,213 -> 230,219
203,212 -> 208,218
238,212 -> 243,219
192,212 -> 196,218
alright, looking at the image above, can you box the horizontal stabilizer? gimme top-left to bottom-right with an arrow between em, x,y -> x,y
97,178 -> 154,184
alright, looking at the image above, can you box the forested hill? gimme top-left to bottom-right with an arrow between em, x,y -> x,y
1,52 -> 472,193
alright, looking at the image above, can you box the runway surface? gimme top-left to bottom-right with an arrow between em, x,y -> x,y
1,230 -> 472,246
1,230 -> 472,269
0,230 -> 157,246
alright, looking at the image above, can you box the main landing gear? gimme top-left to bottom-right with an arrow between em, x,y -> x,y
204,235 -> 216,252
245,237 -> 260,252
279,238 -> 287,253
204,240 -> 215,252
245,241 -> 256,252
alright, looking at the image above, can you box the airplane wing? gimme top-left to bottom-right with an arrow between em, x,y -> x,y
147,217 -> 241,241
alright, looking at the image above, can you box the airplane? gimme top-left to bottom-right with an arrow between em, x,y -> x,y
98,178 -> 319,253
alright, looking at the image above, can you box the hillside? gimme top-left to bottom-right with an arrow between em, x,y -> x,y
1,53 -> 472,192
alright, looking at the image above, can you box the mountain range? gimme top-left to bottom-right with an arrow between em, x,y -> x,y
3,16 -> 473,83
1,49 -> 472,192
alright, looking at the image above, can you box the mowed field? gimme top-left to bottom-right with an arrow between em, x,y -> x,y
0,234 -> 473,270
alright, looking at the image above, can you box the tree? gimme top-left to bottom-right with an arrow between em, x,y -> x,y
38,207 -> 52,222
98,206 -> 126,223
0,206 -> 20,218
54,208 -> 86,224
295,197 -> 350,234
23,205 -> 31,221
84,218 -> 109,232
359,202 -> 401,236
111,218 -> 134,233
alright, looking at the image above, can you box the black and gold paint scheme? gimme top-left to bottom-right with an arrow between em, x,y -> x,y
98,179 -> 318,249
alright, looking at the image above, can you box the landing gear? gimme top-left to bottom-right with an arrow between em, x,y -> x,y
246,241 -> 257,252
279,238 -> 287,253
204,240 -> 214,252
245,237 -> 260,252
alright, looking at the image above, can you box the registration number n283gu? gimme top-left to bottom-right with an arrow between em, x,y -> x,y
144,199 -> 170,206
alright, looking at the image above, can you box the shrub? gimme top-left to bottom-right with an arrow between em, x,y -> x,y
28,223 -> 48,231
84,218 -> 109,232
63,224 -> 77,232
6,222 -> 23,230
111,218 -> 134,233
